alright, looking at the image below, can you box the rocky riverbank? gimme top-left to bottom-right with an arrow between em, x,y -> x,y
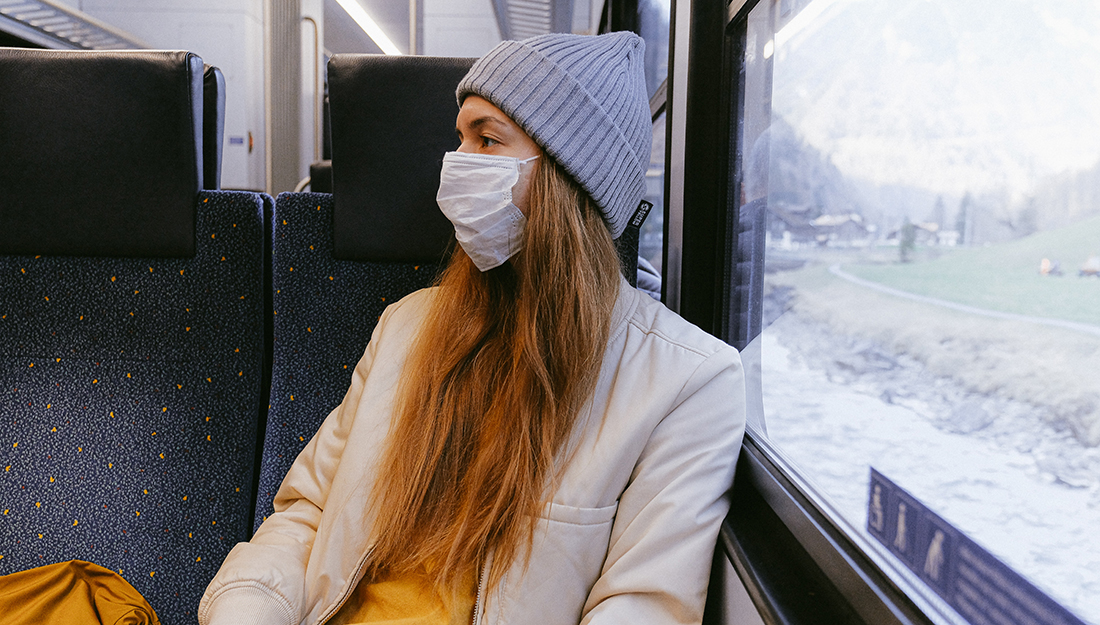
763,280 -> 1100,496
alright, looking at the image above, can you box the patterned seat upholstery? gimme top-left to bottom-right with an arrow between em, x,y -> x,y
0,49 -> 267,624
253,193 -> 439,527
250,55 -> 474,529
0,192 -> 268,623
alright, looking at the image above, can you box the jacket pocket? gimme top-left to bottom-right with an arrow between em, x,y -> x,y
487,501 -> 618,625
541,501 -> 619,526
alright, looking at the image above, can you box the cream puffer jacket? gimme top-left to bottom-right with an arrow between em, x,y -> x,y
199,278 -> 746,625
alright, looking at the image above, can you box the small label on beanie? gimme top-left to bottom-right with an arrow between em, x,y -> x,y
631,200 -> 653,228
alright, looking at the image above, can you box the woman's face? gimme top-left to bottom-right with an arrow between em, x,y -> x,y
456,95 -> 541,214
455,95 -> 540,159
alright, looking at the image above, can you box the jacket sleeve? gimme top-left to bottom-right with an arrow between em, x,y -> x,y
197,305 -> 394,625
581,345 -> 747,625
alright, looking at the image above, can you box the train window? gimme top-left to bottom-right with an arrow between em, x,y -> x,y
634,0 -> 671,293
738,1 -> 1100,623
638,0 -> 671,98
640,110 -> 665,288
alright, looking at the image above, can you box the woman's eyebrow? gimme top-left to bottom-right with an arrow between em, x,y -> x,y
467,116 -> 509,132
455,115 -> 511,139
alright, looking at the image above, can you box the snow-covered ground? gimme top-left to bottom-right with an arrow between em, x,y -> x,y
760,312 -> 1100,624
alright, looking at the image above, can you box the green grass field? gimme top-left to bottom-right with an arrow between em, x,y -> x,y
843,215 -> 1100,325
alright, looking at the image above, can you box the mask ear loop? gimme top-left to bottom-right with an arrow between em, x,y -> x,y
510,155 -> 540,208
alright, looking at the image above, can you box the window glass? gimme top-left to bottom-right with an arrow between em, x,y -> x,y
640,110 -> 666,280
638,0 -> 670,99
740,1 -> 1100,622
636,0 -> 669,295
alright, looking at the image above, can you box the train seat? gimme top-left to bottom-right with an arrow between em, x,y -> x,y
202,63 -> 226,190
0,49 -> 267,624
308,159 -> 332,193
252,54 -> 475,528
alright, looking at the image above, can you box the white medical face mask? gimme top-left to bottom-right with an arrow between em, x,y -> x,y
436,151 -> 539,272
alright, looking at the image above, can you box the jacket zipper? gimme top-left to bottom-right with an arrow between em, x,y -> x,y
471,555 -> 491,625
317,546 -> 374,625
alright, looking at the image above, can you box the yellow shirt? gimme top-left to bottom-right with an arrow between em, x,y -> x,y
328,567 -> 477,625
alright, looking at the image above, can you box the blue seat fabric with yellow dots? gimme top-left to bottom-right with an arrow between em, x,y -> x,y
0,49 -> 266,624
250,55 -> 473,529
253,192 -> 439,528
0,192 -> 266,623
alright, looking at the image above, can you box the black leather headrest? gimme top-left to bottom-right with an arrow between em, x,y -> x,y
310,160 -> 332,193
328,54 -> 475,263
0,48 -> 204,258
203,64 -> 226,190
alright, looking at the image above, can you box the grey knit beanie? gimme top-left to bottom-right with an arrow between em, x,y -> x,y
457,32 -> 651,239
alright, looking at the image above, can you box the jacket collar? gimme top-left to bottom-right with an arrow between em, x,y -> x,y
609,275 -> 639,342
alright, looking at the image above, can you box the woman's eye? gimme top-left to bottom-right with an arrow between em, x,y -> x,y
482,136 -> 498,147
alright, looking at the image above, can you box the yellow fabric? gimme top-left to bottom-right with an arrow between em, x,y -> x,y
0,560 -> 159,625
328,566 -> 477,625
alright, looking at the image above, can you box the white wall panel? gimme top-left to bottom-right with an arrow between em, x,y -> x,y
422,0 -> 499,57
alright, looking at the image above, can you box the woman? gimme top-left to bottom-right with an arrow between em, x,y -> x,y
200,32 -> 746,625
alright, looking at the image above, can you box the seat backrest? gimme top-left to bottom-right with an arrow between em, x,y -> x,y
252,54 -> 475,528
254,192 -> 440,529
0,48 -> 204,258
0,49 -> 266,625
328,54 -> 475,262
309,159 -> 332,193
324,53 -> 641,274
202,64 -> 226,190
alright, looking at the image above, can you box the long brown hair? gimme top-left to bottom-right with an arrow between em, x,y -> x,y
364,155 -> 622,591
